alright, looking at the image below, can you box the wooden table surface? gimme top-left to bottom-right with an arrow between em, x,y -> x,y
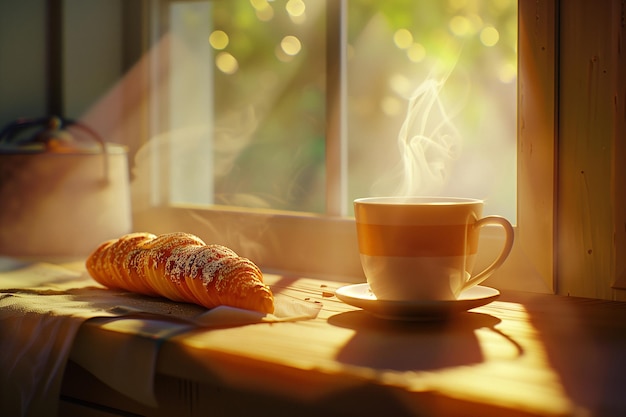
59,273 -> 626,417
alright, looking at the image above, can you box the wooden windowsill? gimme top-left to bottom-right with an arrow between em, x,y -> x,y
58,274 -> 626,417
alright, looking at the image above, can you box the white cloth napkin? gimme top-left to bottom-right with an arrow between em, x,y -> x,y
0,259 -> 322,417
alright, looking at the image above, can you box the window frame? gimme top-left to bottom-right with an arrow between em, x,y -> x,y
130,0 -> 559,293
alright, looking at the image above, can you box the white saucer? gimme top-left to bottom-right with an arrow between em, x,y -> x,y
334,284 -> 500,321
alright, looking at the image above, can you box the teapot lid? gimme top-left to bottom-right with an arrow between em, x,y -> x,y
0,116 -> 105,154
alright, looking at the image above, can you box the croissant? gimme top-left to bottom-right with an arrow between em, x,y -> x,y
85,232 -> 274,314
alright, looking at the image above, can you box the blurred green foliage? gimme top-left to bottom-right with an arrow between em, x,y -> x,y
203,0 -> 517,214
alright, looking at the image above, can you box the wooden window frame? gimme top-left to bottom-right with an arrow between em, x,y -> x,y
129,0 -> 560,295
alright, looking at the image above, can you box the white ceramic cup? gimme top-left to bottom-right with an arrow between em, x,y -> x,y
354,197 -> 514,301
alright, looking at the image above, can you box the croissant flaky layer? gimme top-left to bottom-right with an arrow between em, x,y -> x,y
86,232 -> 274,314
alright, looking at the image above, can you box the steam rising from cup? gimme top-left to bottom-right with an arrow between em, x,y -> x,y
371,75 -> 462,197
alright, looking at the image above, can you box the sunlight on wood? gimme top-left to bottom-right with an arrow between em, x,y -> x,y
163,275 -> 576,416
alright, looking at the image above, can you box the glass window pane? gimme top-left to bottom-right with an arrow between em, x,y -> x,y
211,0 -> 327,212
165,0 -> 517,220
346,0 -> 517,220
168,0 -> 328,213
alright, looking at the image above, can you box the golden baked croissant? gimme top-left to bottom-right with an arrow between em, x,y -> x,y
86,232 -> 274,314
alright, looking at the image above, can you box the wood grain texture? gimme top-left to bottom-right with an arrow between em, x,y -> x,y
557,0 -> 626,300
610,0 -> 626,290
517,0 -> 558,292
63,273 -> 626,416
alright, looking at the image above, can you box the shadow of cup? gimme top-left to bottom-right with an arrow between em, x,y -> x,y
328,310 -> 521,371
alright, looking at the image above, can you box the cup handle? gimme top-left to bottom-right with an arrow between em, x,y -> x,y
462,216 -> 514,292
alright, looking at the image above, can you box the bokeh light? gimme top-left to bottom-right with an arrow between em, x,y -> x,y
286,0 -> 306,17
480,26 -> 500,46
215,52 -> 239,74
393,29 -> 413,49
250,0 -> 274,21
209,30 -> 229,50
498,62 -> 516,83
407,42 -> 426,62
449,15 -> 472,37
280,35 -> 302,56
380,96 -> 403,116
250,0 -> 269,11
388,73 -> 412,96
